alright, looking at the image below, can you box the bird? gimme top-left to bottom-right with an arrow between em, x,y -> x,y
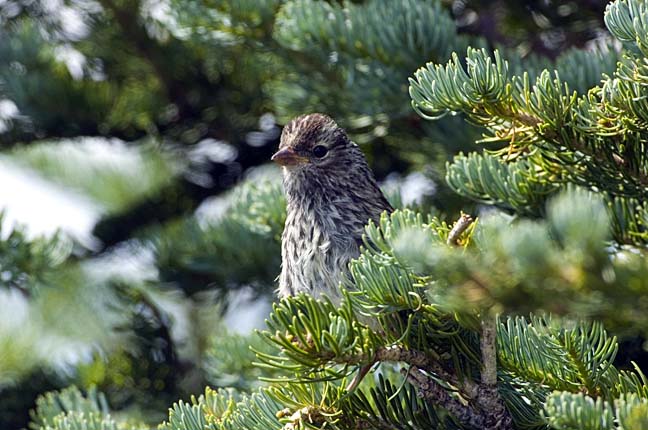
271,113 -> 393,300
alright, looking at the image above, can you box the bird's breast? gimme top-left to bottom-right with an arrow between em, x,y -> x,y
279,202 -> 361,299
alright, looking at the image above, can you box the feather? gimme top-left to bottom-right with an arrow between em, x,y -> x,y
274,114 -> 392,299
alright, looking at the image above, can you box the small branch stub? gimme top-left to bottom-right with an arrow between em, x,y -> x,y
447,213 -> 475,246
477,316 -> 513,429
480,317 -> 498,387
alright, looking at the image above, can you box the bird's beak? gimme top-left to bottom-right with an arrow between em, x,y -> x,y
271,148 -> 309,166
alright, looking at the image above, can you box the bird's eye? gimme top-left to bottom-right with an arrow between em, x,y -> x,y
312,145 -> 328,158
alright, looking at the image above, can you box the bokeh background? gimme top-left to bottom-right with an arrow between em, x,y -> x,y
0,1 -> 613,428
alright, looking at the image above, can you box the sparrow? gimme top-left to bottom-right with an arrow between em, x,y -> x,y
272,113 -> 393,300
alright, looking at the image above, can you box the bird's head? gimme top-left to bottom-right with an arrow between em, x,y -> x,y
271,113 -> 355,172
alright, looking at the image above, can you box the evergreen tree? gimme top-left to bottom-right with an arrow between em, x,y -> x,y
3,0 -> 648,429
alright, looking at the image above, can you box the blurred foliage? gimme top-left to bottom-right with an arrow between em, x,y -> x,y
203,327 -> 285,391
0,213 -> 72,295
446,0 -> 609,58
77,282 -> 180,420
0,223 -> 129,428
153,178 -> 285,297
391,189 -> 648,330
28,386 -> 110,430
9,139 -> 181,214
0,0 -> 643,429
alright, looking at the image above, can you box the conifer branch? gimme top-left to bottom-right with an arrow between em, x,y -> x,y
403,366 -> 478,426
392,322 -> 513,429
374,345 -> 468,393
355,417 -> 401,430
403,366 -> 511,430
